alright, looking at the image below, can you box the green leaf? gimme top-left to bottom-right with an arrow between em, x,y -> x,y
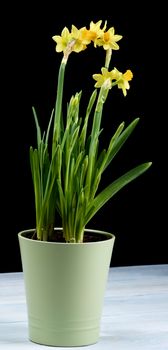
104,118 -> 140,170
85,162 -> 152,224
45,109 -> 54,146
79,89 -> 97,149
32,107 -> 41,148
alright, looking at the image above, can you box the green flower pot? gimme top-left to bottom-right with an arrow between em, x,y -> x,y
18,228 -> 115,347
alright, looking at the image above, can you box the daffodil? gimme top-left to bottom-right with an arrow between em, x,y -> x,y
117,69 -> 133,96
92,67 -> 113,88
52,27 -> 72,53
110,67 -> 123,81
89,20 -> 106,43
96,27 -> 123,50
70,25 -> 87,52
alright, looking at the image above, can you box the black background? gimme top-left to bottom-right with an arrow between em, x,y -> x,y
1,5 -> 166,272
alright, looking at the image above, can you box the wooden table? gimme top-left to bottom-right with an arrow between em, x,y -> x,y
0,264 -> 168,349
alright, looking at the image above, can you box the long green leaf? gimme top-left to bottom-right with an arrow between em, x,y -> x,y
79,89 -> 97,149
32,107 -> 41,148
85,162 -> 152,224
45,109 -> 54,146
104,117 -> 140,170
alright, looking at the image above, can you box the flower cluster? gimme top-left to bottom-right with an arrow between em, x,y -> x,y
52,20 -> 122,52
52,20 -> 133,96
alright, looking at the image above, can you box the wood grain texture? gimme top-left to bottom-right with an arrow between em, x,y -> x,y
0,264 -> 168,349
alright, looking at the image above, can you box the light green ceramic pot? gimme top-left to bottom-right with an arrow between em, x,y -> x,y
18,228 -> 115,347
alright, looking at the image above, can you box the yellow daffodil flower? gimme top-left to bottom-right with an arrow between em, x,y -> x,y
52,27 -> 72,52
80,28 -> 96,44
110,67 -> 122,80
88,20 -> 106,44
70,25 -> 87,52
92,67 -> 113,88
117,70 -> 133,96
96,27 -> 122,50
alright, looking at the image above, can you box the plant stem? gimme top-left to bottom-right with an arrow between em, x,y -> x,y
52,60 -> 66,157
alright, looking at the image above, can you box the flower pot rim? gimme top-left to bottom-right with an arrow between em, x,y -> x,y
18,227 -> 115,245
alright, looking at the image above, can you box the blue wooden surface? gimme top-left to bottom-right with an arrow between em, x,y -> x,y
0,264 -> 168,349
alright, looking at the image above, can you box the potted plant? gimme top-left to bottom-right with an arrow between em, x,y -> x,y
18,19 -> 152,347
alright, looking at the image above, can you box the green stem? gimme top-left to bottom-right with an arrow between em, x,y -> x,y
105,48 -> 112,69
52,60 -> 66,157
